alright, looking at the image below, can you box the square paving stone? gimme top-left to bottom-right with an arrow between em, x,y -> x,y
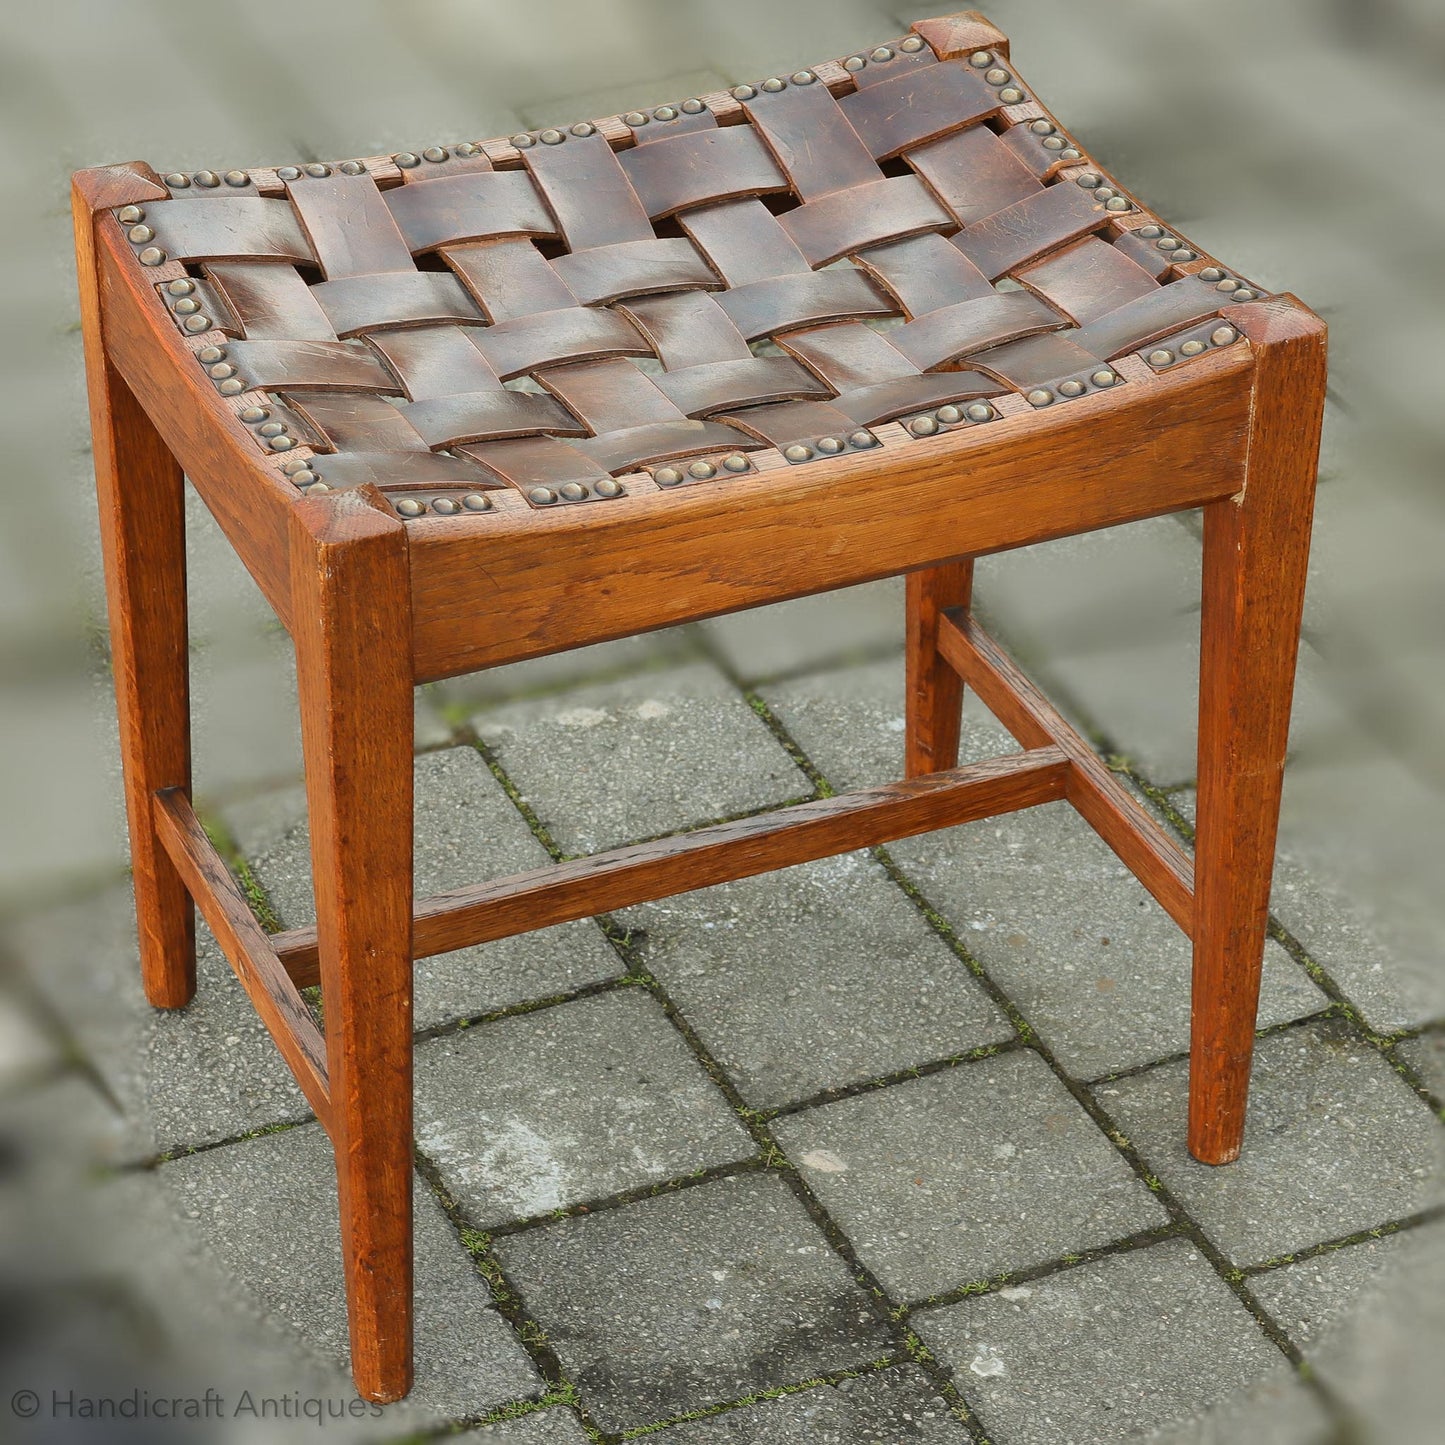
651,1364 -> 972,1442
474,660 -> 808,855
772,1049 -> 1166,1300
415,989 -> 753,1226
1102,1020 -> 1443,1265
913,1238 -> 1283,1445
6,888 -> 309,1160
492,1171 -> 894,1433
889,802 -> 1325,1081
463,1409 -> 593,1443
158,1122 -> 541,1420
617,849 -> 1011,1109
223,745 -> 624,1032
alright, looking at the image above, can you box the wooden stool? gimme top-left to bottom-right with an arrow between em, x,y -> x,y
72,10 -> 1325,1402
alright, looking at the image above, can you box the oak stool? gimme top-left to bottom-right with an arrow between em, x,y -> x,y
73,10 -> 1326,1402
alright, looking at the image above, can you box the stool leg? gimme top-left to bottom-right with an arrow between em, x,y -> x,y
1190,302 -> 1326,1165
905,561 -> 974,778
85,350 -> 196,1009
289,495 -> 414,1402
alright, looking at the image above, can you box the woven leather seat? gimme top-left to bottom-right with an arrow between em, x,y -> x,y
74,9 -> 1326,1406
110,12 -> 1258,521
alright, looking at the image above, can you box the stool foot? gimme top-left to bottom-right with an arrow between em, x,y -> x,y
1188,300 -> 1326,1166
906,561 -> 974,778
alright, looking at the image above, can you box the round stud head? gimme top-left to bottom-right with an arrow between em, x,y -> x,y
625,109 -> 651,123
182,314 -> 211,332
870,46 -> 894,61
937,404 -> 962,424
761,78 -> 785,93
722,453 -> 749,472
431,496 -> 460,513
422,146 -> 448,162
268,435 -> 295,451
281,457 -> 309,475
1210,325 -> 1239,346
816,436 -> 844,454
848,429 -> 877,448
117,204 -> 144,224
1042,135 -> 1065,150
1105,196 -> 1130,211
528,486 -> 557,504
653,466 -> 683,486
1093,187 -> 1115,201
167,278 -> 195,296
1030,120 -> 1054,135
900,35 -> 925,52
1180,339 -> 1206,356
593,477 -> 623,497
790,70 -> 815,85
396,498 -> 425,517
209,362 -> 236,379
655,105 -> 679,120
257,420 -> 283,435
969,50 -> 994,66
173,297 -> 200,315
194,170 -> 220,187
197,345 -> 225,364
163,173 -> 190,188
138,246 -> 167,266
1231,288 -> 1256,302
965,403 -> 993,422
339,160 -> 366,175
1157,236 -> 1179,250
1171,248 -> 1195,261
998,87 -> 1024,103
1027,388 -> 1053,407
304,163 -> 331,177
462,492 -> 493,511
687,460 -> 716,480
559,481 -> 589,500
224,169 -> 249,186
455,143 -> 479,157
217,378 -> 244,395
1060,147 -> 1081,160
572,121 -> 597,134
909,415 -> 939,436
1147,349 -> 1174,367
239,406 -> 268,423
289,469 -> 316,486
783,443 -> 812,462
985,67 -> 1009,84
539,128 -> 565,144
681,98 -> 706,113
1076,172 -> 1100,189
1216,278 -> 1239,292
1198,267 -> 1224,282
842,55 -> 865,72
1058,379 -> 1085,398
1137,225 -> 1162,239
277,165 -> 302,181
1091,370 -> 1116,387
511,133 -> 535,148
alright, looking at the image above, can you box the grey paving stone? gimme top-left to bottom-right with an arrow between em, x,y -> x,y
415,989 -> 753,1226
701,578 -> 903,684
914,1239 -> 1283,1445
158,1122 -> 541,1421
651,1365 -> 972,1442
474,660 -> 808,855
772,1049 -> 1166,1300
493,1171 -> 894,1433
618,849 -> 1011,1109
1398,1032 -> 1445,1100
0,984 -> 59,1094
1102,1020 -> 1443,1266
223,745 -> 623,1032
890,802 -> 1325,1081
5,888 -> 309,1160
464,1410 -> 593,1444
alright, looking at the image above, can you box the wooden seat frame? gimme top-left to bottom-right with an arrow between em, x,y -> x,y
72,16 -> 1325,1406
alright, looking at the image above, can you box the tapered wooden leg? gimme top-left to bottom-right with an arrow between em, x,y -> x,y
906,561 -> 974,778
1190,300 -> 1327,1165
73,184 -> 195,1010
289,491 -> 415,1401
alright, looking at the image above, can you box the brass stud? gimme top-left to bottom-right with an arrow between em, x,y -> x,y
848,429 -> 877,448
842,56 -> 866,72
1180,339 -> 1207,356
224,169 -> 249,186
1211,326 -> 1238,346
1058,379 -> 1085,398
339,160 -> 366,175
394,152 -> 420,168
305,163 -> 331,177
560,481 -> 589,499
688,460 -> 716,479
462,492 -> 493,510
268,435 -> 295,451
432,497 -> 460,513
625,110 -> 651,123
783,443 -> 812,461
167,278 -> 194,296
194,170 -> 220,187
761,78 -> 785,93
985,67 -> 1010,84
1092,370 -> 1116,387
999,86 -> 1024,103
289,470 -> 316,486
281,457 -> 310,474
528,486 -> 557,504
1094,187 -> 1115,201
572,121 -> 598,134
173,297 -> 200,315
594,477 -> 623,497
239,406 -> 268,423
937,404 -> 962,424
217,378 -> 244,395
277,165 -> 302,181
182,314 -> 211,332
396,498 -> 425,517
1030,120 -> 1054,135
969,51 -> 994,67
1148,349 -> 1174,367
118,204 -> 144,224
1198,267 -> 1224,282
197,345 -> 226,364
163,173 -> 190,188
1105,196 -> 1130,211
209,363 -> 236,379
791,70 -> 816,85
871,46 -> 894,61
512,134 -> 535,148
258,420 -> 284,435
722,453 -> 749,472
1076,172 -> 1100,188
654,105 -> 678,120
653,466 -> 683,486
455,143 -> 479,157
1060,147 -> 1081,160
681,99 -> 706,113
1137,225 -> 1163,239
1042,136 -> 1065,150
422,146 -> 448,162
539,128 -> 565,145
900,35 -> 925,52
138,246 -> 167,266
1172,249 -> 1195,261
1216,278 -> 1239,292
729,86 -> 756,101
816,436 -> 844,454
1027,388 -> 1053,407
910,415 -> 939,436
966,403 -> 993,422
303,482 -> 329,494
1157,237 -> 1180,251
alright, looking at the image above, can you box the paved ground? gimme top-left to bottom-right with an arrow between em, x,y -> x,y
2,1 -> 1444,1442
